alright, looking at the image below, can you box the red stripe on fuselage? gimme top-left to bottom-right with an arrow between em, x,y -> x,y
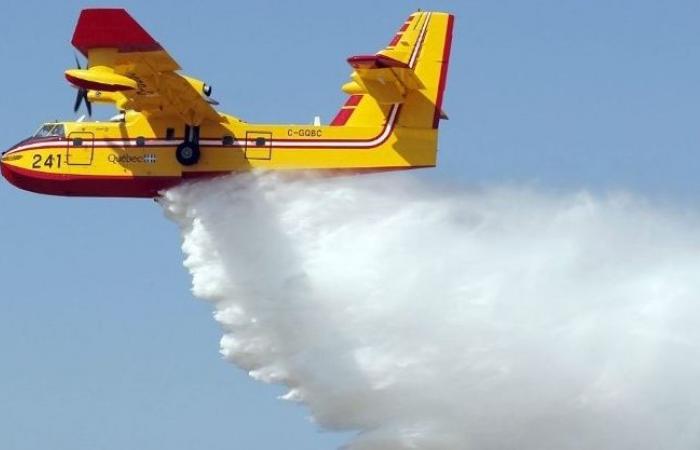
344,95 -> 363,107
1,162 -> 180,197
330,108 -> 354,126
6,103 -> 399,154
1,160 -> 433,198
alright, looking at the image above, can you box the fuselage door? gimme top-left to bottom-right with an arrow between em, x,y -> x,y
245,131 -> 272,160
67,132 -> 94,165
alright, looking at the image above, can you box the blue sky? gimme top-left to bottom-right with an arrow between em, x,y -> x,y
1,1 -> 698,449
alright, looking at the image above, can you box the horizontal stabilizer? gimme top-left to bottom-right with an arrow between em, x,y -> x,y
348,54 -> 409,69
332,11 -> 454,129
343,55 -> 424,104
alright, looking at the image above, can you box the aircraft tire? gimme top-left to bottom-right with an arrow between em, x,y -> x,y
176,142 -> 200,166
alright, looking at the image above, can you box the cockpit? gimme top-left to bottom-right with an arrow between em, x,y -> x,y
33,123 -> 66,138
1,123 -> 67,157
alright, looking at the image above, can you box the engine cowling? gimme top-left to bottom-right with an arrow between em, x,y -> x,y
65,68 -> 137,92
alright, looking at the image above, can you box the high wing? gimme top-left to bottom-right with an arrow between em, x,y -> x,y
65,9 -> 221,125
342,11 -> 434,104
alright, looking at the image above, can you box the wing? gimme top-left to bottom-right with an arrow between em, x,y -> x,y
342,12 -> 433,104
65,9 -> 221,125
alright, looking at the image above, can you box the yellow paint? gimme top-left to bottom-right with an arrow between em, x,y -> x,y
64,69 -> 138,90
3,11 -> 453,182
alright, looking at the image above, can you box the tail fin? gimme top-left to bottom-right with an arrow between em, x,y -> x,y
331,11 -> 454,129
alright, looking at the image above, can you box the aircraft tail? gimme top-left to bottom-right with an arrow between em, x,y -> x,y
331,11 -> 454,130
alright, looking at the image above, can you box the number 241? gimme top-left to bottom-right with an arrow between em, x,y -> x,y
32,154 -> 62,169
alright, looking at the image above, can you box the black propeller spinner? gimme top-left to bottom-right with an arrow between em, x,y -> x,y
72,55 -> 92,117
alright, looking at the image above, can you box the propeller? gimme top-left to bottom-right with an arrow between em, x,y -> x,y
72,54 -> 92,117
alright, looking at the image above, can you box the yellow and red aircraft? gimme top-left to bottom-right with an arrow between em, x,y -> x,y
1,8 -> 454,197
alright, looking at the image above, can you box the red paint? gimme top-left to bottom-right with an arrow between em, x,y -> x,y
330,108 -> 354,126
432,14 -> 455,129
1,161 -> 431,198
5,121 -> 392,150
331,95 -> 363,127
5,104 -> 398,154
5,136 -> 60,153
71,9 -> 162,56
65,73 -> 135,92
389,34 -> 402,47
344,95 -> 363,107
1,162 -> 180,197
400,23 -> 410,32
267,104 -> 401,144
347,54 -> 409,69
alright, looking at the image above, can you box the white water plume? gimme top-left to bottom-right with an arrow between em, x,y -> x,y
162,172 -> 700,449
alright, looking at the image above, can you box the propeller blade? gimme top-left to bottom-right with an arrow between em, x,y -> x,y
73,89 -> 84,113
84,91 -> 92,117
70,55 -> 92,116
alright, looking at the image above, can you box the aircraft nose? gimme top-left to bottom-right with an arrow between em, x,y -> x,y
1,154 -> 13,185
1,142 -> 32,191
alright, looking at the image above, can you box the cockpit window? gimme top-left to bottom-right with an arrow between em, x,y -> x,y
33,124 -> 65,138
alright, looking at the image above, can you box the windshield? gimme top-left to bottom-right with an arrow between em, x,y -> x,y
33,124 -> 65,138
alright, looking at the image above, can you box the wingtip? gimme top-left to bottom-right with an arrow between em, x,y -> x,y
71,8 -> 161,56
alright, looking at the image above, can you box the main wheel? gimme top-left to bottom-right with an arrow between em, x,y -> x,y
176,142 -> 200,166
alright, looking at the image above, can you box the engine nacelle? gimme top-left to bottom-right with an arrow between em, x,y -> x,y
65,68 -> 137,92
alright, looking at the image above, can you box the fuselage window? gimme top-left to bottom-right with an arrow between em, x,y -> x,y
136,137 -> 146,147
73,138 -> 83,147
223,135 -> 234,146
166,128 -> 175,140
255,137 -> 266,147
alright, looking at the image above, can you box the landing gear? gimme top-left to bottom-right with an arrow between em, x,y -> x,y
176,125 -> 201,166
176,142 -> 200,166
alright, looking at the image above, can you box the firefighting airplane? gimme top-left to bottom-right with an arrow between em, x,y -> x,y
1,9 -> 454,197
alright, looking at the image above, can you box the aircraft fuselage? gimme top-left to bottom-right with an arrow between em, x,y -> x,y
1,109 -> 436,197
